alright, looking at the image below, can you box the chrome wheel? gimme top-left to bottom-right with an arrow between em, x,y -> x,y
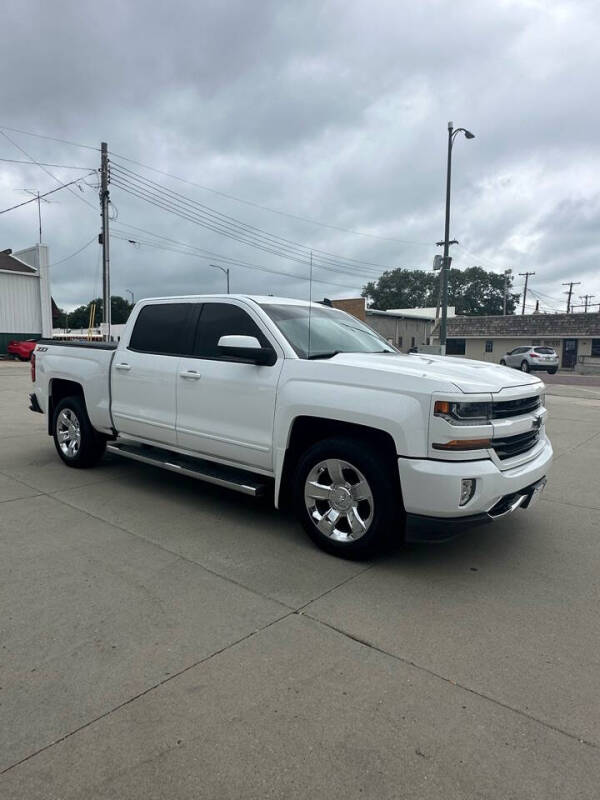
304,459 -> 374,543
56,408 -> 81,458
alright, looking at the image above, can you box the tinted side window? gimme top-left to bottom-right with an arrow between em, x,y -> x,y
129,303 -> 194,355
195,303 -> 271,359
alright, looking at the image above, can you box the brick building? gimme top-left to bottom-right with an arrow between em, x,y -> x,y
432,313 -> 600,370
330,298 -> 444,352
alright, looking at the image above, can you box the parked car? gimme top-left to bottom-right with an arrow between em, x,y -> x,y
500,346 -> 559,374
29,295 -> 552,557
7,339 -> 38,361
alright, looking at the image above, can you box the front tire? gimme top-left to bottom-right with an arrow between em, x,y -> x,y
53,396 -> 106,468
292,437 -> 401,558
500,359 -> 506,366
521,360 -> 530,372
548,368 -> 557,374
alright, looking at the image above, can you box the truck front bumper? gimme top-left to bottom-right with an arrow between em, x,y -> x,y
399,437 -> 553,543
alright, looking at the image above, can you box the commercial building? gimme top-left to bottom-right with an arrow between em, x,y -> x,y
432,313 -> 600,370
0,244 -> 53,354
331,298 -> 454,352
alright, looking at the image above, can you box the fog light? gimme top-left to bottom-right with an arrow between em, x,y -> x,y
459,478 -> 476,506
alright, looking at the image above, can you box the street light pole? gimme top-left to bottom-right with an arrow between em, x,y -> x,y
439,121 -> 475,353
126,288 -> 134,305
210,264 -> 230,293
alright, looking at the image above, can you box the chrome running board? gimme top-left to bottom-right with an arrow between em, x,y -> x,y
106,441 -> 267,496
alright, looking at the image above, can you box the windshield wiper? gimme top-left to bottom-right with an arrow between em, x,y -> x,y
307,350 -> 341,360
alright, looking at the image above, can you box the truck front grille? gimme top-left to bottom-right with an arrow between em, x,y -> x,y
492,429 -> 540,460
492,395 -> 541,419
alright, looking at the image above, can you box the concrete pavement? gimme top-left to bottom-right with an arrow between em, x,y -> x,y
1,361 -> 599,798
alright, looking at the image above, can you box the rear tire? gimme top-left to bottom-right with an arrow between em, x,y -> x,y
548,368 -> 557,374
52,396 -> 106,468
292,436 -> 401,559
521,360 -> 530,372
500,359 -> 506,366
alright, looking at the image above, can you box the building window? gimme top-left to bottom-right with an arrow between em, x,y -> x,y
592,339 -> 600,357
446,338 -> 466,355
397,336 -> 403,349
485,340 -> 493,353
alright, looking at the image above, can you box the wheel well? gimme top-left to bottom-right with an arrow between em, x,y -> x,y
278,416 -> 399,510
47,379 -> 84,435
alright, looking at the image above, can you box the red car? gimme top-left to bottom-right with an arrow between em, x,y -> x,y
7,339 -> 38,361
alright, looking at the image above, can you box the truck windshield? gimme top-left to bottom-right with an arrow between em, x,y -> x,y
260,303 -> 396,359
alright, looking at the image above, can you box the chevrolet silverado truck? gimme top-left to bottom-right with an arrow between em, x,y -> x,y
29,295 -> 552,557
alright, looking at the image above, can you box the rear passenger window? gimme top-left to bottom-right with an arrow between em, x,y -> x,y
129,303 -> 194,355
194,303 -> 271,360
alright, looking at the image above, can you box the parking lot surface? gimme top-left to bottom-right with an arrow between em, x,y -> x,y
1,360 -> 599,799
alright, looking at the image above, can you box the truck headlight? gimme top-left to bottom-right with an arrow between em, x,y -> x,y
434,400 -> 491,425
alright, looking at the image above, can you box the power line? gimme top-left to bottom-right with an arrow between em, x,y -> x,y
108,150 -> 432,247
0,174 -> 96,214
0,125 -> 434,247
109,172 -> 389,279
0,130 -> 98,213
0,125 -> 98,151
110,162 -> 393,274
111,225 -> 362,289
46,235 -> 98,269
0,157 -> 94,170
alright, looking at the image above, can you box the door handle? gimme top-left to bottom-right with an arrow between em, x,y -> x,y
180,370 -> 202,380
115,363 -> 131,371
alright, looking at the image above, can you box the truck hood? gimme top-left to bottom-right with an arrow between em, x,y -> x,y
328,352 -> 543,394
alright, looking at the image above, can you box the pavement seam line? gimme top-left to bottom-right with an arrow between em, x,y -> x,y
553,429 -> 600,461
540,496 -> 600,512
0,610 -> 294,777
43,491 -> 298,612
302,613 -> 598,751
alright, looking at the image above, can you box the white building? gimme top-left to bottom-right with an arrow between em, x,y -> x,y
0,244 -> 52,354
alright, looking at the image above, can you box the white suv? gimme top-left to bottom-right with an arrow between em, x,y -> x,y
500,346 -> 559,374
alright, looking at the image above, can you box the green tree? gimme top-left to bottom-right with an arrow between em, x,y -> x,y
362,266 -> 519,316
61,296 -> 134,329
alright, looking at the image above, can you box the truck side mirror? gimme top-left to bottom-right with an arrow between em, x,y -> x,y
217,335 -> 275,366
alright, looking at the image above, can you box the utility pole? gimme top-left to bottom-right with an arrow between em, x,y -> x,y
100,142 -> 111,340
35,192 -> 42,243
503,268 -> 512,315
579,294 -> 595,312
519,271 -> 535,315
562,281 -> 580,313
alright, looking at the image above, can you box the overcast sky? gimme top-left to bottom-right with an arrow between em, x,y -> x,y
1,0 -> 599,313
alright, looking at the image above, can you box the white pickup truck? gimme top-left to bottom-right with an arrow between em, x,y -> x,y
29,295 -> 552,556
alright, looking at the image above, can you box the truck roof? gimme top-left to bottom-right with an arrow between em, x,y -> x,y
139,294 -> 320,307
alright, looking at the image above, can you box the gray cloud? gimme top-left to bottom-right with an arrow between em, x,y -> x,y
1,0 -> 599,313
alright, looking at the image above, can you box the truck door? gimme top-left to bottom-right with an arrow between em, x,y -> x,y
176,301 -> 283,471
111,301 -> 196,446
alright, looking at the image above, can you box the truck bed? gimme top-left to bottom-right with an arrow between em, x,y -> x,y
37,339 -> 118,350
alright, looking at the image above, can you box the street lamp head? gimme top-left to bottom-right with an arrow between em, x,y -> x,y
464,130 -> 475,139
